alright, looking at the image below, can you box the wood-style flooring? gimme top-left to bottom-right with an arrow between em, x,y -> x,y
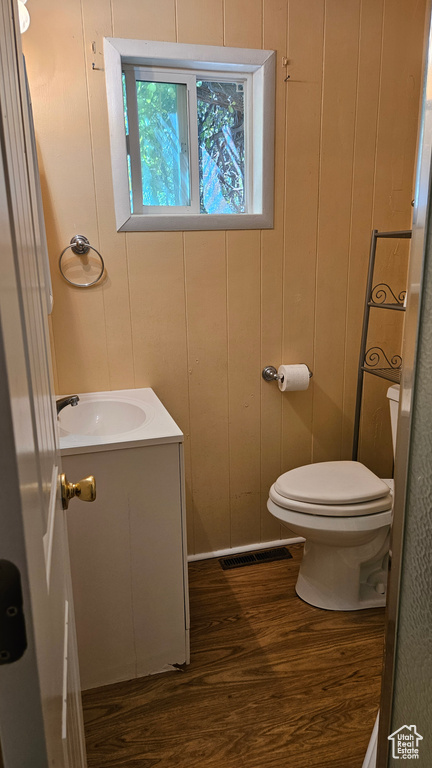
82,544 -> 385,768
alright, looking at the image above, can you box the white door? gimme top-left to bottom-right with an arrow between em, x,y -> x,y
0,2 -> 88,766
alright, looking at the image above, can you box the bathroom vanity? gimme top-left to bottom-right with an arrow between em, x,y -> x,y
59,388 -> 189,690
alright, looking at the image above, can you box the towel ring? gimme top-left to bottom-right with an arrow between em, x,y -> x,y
59,235 -> 105,287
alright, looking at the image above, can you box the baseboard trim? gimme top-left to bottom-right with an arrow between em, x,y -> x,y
187,537 -> 305,563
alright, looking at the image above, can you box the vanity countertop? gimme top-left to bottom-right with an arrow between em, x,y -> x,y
59,387 -> 183,456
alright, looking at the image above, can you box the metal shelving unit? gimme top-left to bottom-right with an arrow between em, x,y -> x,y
352,228 -> 412,460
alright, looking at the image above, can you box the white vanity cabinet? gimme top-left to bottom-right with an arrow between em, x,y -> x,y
60,389 -> 189,690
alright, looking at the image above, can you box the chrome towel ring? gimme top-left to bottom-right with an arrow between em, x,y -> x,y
59,235 -> 105,287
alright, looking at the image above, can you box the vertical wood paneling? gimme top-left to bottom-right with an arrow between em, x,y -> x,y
176,0 -> 224,46
24,0 -> 427,555
357,0 -> 426,474
127,233 -> 189,424
223,0 -> 263,49
341,0 -> 384,462
126,231 -> 193,550
260,0 -> 288,542
176,0 -> 225,554
368,0 -> 421,382
312,0 -> 361,464
24,0 -> 110,395
111,0 -> 177,40
282,0 -> 324,473
184,231 -> 230,554
373,0 -> 424,232
81,0 -> 135,391
227,231 -> 261,547
224,2 -> 263,548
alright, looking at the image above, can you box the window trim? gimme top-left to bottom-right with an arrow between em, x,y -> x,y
103,37 -> 276,232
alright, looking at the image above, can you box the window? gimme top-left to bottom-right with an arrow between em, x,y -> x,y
104,38 -> 275,231
124,69 -> 248,215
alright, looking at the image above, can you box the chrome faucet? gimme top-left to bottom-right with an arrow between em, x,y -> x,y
56,395 -> 79,416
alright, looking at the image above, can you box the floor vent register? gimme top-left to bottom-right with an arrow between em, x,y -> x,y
219,547 -> 292,570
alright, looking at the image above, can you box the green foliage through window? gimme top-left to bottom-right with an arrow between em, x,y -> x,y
197,80 -> 245,214
123,72 -> 246,215
136,80 -> 190,207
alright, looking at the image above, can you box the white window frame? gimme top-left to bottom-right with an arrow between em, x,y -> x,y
104,38 -> 276,232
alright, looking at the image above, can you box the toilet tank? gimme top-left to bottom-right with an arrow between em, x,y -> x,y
387,385 -> 400,457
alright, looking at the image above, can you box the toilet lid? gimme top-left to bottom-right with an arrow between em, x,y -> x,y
274,461 -> 391,505
269,484 -> 393,516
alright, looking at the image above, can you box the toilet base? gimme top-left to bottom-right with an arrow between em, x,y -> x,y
294,533 -> 389,611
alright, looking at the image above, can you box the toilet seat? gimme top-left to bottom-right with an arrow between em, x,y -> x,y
269,483 -> 393,517
275,460 -> 391,504
267,496 -> 393,532
271,461 -> 393,517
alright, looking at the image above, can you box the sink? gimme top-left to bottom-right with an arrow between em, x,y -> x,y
58,388 -> 183,454
59,397 -> 150,437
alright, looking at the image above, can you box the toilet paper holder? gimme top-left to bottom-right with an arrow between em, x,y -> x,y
262,365 -> 313,382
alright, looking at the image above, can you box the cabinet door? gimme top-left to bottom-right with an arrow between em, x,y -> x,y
65,442 -> 187,689
129,443 -> 187,676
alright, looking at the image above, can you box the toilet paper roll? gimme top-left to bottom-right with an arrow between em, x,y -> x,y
278,364 -> 310,392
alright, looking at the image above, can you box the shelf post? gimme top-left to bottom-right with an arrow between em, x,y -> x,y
352,230 -> 378,460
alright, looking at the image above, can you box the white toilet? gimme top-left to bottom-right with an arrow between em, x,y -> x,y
267,385 -> 400,610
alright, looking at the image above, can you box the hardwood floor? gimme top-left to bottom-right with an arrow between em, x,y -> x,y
82,544 -> 385,768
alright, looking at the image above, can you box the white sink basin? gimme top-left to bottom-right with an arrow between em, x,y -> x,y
59,397 -> 151,437
58,389 -> 183,455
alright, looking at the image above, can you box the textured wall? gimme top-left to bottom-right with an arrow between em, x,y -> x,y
23,0 -> 426,555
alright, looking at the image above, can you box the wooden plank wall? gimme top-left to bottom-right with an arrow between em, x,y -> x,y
23,0 -> 427,556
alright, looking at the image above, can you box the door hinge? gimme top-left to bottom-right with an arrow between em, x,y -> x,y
0,560 -> 27,664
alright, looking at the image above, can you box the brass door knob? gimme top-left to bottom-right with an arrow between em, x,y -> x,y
60,473 -> 96,510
